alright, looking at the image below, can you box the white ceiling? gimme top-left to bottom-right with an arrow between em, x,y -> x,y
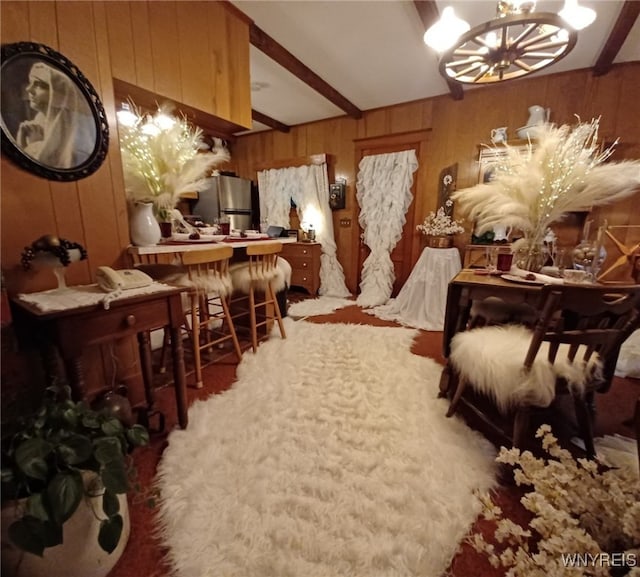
231,0 -> 640,134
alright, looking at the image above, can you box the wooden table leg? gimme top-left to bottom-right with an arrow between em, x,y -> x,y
170,325 -> 188,428
62,353 -> 85,400
137,330 -> 165,433
438,364 -> 451,398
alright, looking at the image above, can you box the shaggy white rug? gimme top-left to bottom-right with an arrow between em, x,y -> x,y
287,296 -> 354,318
156,320 -> 496,577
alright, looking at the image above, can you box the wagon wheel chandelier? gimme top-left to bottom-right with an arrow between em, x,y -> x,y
424,1 -> 596,85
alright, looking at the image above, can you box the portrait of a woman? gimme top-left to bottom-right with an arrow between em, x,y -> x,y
15,61 -> 96,169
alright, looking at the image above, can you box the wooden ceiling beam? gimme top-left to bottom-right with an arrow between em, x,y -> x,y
250,24 -> 363,119
251,109 -> 291,133
593,1 -> 640,77
412,0 -> 464,101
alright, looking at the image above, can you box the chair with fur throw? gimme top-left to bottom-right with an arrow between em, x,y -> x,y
229,242 -> 287,353
445,283 -> 640,457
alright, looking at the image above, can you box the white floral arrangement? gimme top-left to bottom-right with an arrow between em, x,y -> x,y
451,118 -> 640,248
118,101 -> 230,220
470,425 -> 640,577
416,199 -> 465,236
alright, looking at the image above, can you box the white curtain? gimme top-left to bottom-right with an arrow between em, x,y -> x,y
356,150 -> 418,307
257,164 -> 351,297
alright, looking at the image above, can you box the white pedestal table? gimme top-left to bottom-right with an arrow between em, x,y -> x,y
370,247 -> 461,331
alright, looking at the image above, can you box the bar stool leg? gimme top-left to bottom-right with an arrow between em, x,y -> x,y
267,282 -> 287,339
220,296 -> 243,361
190,294 -> 204,388
248,287 -> 258,353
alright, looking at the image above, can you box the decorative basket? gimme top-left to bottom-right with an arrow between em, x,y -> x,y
426,235 -> 453,249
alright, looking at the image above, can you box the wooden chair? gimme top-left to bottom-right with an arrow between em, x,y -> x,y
229,242 -> 287,353
445,283 -> 640,458
177,246 -> 242,388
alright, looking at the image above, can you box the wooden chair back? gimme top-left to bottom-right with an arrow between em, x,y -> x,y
245,242 -> 283,282
180,246 -> 234,294
524,284 -> 640,393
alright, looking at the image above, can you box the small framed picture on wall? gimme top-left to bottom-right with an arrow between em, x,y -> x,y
477,143 -> 532,184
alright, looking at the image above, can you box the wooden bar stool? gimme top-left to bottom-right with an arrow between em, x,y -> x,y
229,242 -> 287,353
177,246 -> 243,388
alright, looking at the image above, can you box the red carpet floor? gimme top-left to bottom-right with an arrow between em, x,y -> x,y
108,301 -> 639,577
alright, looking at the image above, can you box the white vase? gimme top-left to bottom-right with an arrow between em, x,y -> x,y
129,202 -> 161,247
1,488 -> 130,577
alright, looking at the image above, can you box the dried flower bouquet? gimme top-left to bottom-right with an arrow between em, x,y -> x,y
416,199 -> 465,236
119,102 -> 230,220
470,425 -> 640,577
451,118 -> 640,248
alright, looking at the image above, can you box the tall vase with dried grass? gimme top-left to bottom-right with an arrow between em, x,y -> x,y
118,102 -> 230,238
451,118 -> 640,271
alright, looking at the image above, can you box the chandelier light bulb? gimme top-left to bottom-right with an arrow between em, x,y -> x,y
559,0 -> 596,30
424,6 -> 470,52
485,31 -> 499,48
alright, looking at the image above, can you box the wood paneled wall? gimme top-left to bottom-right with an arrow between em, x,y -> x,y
233,63 -> 640,293
0,1 -> 250,408
1,0 -> 250,296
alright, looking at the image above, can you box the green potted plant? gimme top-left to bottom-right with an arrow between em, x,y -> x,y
1,384 -> 149,577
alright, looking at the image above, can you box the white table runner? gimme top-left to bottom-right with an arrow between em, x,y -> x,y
17,282 -> 175,312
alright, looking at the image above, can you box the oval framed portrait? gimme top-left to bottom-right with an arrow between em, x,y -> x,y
0,42 -> 109,181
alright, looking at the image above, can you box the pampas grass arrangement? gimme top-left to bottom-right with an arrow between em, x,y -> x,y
451,118 -> 640,247
118,101 -> 230,220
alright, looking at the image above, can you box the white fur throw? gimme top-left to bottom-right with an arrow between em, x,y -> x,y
171,271 -> 233,298
229,260 -> 287,294
450,324 -> 602,413
135,263 -> 233,297
277,256 -> 292,287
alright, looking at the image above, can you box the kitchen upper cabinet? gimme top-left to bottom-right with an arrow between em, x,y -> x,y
106,1 -> 251,130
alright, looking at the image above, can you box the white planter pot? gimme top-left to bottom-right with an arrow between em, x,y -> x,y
1,489 -> 130,577
129,201 -> 161,247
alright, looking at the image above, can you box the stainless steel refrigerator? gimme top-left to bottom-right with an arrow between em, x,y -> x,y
194,175 -> 254,231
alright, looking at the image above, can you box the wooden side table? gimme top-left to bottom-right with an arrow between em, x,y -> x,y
280,242 -> 321,294
11,286 -> 189,430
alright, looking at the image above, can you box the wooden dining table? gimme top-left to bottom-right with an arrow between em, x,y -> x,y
439,269 -> 547,395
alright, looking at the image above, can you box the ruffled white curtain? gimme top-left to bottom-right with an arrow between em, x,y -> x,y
356,150 -> 418,307
257,164 -> 351,297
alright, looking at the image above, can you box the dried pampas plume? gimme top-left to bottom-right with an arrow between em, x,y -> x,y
451,118 -> 640,244
119,101 -> 230,218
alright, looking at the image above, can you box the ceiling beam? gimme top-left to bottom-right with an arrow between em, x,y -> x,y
250,24 -> 363,120
593,1 -> 640,77
412,0 -> 464,101
251,109 -> 291,133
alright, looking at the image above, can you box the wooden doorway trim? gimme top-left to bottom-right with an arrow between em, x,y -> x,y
354,130 -> 431,148
353,130 -> 431,297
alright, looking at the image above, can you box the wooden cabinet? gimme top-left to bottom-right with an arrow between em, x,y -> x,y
280,242 -> 321,295
105,1 -> 252,130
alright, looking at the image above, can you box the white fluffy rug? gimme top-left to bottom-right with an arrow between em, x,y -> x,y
156,320 -> 496,577
287,296 -> 354,317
